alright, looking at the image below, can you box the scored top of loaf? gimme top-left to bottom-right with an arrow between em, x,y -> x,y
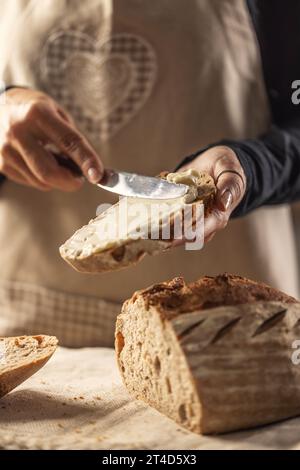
130,273 -> 298,318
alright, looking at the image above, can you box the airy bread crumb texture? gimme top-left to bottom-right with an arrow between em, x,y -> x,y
0,335 -> 58,398
116,274 -> 300,434
116,299 -> 201,431
60,170 -> 216,273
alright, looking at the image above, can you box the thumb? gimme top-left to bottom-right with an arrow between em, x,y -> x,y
215,170 -> 245,212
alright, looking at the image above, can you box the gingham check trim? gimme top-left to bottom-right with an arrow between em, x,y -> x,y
0,280 -> 121,347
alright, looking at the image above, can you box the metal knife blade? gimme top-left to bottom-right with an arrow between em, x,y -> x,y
52,151 -> 188,200
97,169 -> 189,200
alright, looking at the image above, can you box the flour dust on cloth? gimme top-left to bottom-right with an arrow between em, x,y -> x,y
0,0 -> 298,347
1,347 -> 300,450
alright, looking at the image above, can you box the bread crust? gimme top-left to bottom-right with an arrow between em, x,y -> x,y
60,171 -> 216,273
0,335 -> 58,399
116,274 -> 300,434
130,273 -> 297,316
62,238 -> 170,273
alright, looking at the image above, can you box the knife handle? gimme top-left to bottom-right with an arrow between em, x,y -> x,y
55,154 -> 83,177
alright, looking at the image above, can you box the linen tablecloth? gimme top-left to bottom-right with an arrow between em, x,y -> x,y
0,347 -> 299,450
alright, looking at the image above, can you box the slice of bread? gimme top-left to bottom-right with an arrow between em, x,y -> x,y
60,170 -> 216,273
0,335 -> 58,399
116,274 -> 300,434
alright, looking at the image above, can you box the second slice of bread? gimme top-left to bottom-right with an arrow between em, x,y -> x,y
0,335 -> 58,399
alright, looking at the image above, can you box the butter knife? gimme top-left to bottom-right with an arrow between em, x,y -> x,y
55,154 -> 189,200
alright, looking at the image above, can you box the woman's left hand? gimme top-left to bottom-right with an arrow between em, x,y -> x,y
179,145 -> 246,244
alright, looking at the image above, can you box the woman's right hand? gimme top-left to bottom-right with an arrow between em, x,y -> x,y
0,88 -> 104,191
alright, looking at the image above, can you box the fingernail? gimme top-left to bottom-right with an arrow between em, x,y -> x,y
88,167 -> 101,183
76,176 -> 85,183
221,190 -> 233,211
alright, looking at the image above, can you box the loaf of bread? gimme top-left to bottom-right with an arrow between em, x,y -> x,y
0,335 -> 58,399
116,274 -> 300,434
60,170 -> 216,273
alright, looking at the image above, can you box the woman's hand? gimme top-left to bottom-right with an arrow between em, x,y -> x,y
0,88 -> 103,191
180,145 -> 246,243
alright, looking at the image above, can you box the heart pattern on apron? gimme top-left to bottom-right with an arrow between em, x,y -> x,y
39,30 -> 157,142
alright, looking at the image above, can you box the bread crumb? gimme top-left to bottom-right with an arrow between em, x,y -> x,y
94,396 -> 101,401
58,423 -> 64,429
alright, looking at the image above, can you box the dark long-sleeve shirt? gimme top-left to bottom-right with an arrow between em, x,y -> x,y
229,0 -> 300,216
182,0 -> 300,217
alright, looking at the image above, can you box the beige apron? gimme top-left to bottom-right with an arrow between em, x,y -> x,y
0,0 -> 298,347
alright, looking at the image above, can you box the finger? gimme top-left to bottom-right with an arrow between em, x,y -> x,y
4,166 -> 41,189
56,106 -> 76,126
179,146 -> 246,214
172,207 -> 227,247
205,232 -> 216,244
215,171 -> 244,212
35,106 -> 103,183
171,204 -> 204,248
213,154 -> 246,212
13,130 -> 84,192
1,144 -> 52,191
204,208 -> 229,241
6,168 -> 52,191
171,238 -> 185,248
